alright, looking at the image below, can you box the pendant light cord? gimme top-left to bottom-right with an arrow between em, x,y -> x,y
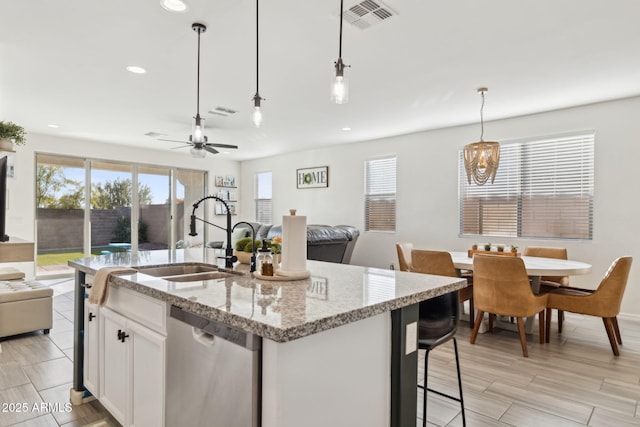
338,0 -> 344,58
479,90 -> 485,142
196,28 -> 201,116
256,0 -> 260,94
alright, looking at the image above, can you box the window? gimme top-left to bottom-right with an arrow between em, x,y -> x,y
255,171 -> 272,224
365,156 -> 396,232
459,133 -> 594,239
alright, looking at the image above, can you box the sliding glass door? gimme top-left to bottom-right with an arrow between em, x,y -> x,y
35,155 -> 86,276
138,165 -> 171,250
35,154 -> 206,278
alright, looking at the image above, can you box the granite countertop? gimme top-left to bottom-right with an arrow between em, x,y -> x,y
69,249 -> 467,343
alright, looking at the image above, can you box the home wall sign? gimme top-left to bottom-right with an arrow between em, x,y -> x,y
296,166 -> 328,189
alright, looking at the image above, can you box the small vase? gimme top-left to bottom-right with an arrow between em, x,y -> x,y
234,251 -> 253,264
0,139 -> 14,152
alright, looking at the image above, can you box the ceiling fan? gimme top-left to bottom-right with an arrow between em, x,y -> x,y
160,22 -> 238,158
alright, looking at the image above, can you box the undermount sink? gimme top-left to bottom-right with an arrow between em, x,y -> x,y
134,263 -> 243,282
135,263 -> 218,277
162,271 -> 235,282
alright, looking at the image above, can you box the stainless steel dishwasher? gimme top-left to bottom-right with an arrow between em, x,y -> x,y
166,305 -> 261,427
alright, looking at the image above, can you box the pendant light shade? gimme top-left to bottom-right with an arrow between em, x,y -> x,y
464,88 -> 500,185
252,0 -> 265,127
332,0 -> 350,104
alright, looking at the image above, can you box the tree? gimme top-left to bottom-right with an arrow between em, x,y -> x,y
112,216 -> 148,243
36,165 -> 83,208
91,178 -> 152,209
56,188 -> 84,209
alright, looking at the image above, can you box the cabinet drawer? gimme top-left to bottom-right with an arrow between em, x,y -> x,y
105,284 -> 166,334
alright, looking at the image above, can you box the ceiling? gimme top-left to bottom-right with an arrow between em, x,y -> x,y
1,0 -> 639,161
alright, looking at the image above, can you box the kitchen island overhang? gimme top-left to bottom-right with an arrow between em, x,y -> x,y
70,250 -> 467,427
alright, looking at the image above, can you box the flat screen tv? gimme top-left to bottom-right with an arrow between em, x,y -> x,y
0,155 -> 8,241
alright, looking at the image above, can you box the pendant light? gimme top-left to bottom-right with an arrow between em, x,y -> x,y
463,88 -> 500,185
191,22 -> 208,157
252,0 -> 265,127
331,0 -> 350,104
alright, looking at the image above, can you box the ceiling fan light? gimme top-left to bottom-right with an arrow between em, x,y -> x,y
190,146 -> 206,158
192,114 -> 205,143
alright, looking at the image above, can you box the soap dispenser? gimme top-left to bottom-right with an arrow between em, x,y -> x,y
257,239 -> 274,276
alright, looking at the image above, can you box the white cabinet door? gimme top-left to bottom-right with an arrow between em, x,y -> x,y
83,300 -> 100,397
100,308 -> 129,426
130,321 -> 166,427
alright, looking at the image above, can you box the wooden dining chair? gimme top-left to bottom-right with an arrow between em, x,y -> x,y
471,254 -> 548,357
395,242 -> 413,272
524,246 -> 570,332
410,249 -> 474,329
545,256 -> 632,356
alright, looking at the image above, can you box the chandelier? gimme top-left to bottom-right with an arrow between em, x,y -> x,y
463,88 -> 500,185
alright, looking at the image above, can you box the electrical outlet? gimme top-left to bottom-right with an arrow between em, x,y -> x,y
405,322 -> 417,355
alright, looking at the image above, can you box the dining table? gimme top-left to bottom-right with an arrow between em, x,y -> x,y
449,251 -> 593,333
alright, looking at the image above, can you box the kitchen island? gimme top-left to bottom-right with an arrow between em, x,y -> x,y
70,249 -> 466,427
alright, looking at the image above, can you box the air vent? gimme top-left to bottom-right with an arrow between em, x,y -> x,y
208,106 -> 238,117
144,132 -> 165,138
343,0 -> 396,30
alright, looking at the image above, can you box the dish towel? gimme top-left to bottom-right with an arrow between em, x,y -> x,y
88,267 -> 137,306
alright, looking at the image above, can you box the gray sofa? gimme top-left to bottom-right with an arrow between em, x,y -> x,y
233,223 -> 359,264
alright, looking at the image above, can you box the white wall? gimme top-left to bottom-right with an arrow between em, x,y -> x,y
239,96 -> 640,316
6,133 -> 240,272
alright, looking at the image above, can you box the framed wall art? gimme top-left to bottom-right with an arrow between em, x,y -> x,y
296,166 -> 328,189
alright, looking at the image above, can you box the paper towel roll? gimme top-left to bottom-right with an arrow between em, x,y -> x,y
279,213 -> 308,275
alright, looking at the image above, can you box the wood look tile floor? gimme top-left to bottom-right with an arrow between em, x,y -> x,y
2,279 -> 640,426
0,279 -> 120,427
419,314 -> 640,426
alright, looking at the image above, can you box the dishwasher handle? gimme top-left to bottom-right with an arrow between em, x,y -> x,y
192,327 -> 215,346
170,305 -> 261,351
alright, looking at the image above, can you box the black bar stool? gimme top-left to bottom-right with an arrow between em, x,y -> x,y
418,291 -> 466,427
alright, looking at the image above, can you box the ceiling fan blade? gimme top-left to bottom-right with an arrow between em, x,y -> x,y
158,138 -> 190,144
170,145 -> 189,150
204,145 -> 219,155
205,142 -> 238,150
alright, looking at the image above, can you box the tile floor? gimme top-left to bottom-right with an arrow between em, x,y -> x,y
2,277 -> 640,426
0,278 -> 119,427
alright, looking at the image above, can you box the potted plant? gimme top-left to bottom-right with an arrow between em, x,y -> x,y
234,237 -> 262,264
511,245 -> 518,254
269,236 -> 282,266
0,121 -> 26,150
484,243 -> 491,251
471,244 -> 478,251
497,245 -> 504,252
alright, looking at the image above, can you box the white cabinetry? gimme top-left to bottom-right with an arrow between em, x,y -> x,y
98,285 -> 166,427
83,300 -> 100,397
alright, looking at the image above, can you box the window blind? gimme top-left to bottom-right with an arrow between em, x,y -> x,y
459,133 -> 594,239
365,156 -> 396,232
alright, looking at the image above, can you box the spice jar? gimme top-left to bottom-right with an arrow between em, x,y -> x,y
257,239 -> 274,276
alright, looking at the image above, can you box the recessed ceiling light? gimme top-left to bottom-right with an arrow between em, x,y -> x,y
342,127 -> 352,131
161,0 -> 188,12
126,65 -> 147,74
47,124 -> 59,128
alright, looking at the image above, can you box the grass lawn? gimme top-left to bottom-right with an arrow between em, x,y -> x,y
37,247 -> 125,266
